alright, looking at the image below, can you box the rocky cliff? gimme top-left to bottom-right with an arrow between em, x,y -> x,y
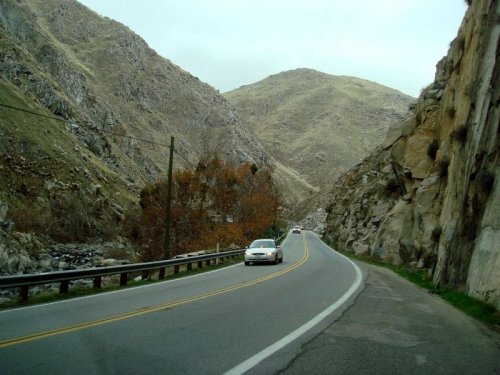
323,0 -> 499,309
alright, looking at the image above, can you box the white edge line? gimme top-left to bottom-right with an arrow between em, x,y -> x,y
223,238 -> 363,375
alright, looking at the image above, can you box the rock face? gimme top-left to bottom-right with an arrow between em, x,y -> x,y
323,0 -> 499,309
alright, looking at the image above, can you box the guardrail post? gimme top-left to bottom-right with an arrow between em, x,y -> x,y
174,265 -> 179,274
159,268 -> 166,280
120,273 -> 127,286
60,280 -> 69,294
187,263 -> 192,271
216,242 -> 220,265
93,276 -> 102,289
197,261 -> 203,269
206,259 -> 211,266
20,286 -> 29,302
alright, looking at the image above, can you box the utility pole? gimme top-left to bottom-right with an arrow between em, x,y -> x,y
164,136 -> 174,260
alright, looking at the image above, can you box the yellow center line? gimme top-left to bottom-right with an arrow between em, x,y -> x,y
0,237 -> 309,349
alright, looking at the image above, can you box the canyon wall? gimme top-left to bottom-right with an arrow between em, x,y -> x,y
324,0 -> 499,308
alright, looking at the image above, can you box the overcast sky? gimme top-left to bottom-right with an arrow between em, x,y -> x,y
77,0 -> 467,98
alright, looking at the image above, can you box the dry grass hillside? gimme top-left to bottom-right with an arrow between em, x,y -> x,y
225,69 -> 414,214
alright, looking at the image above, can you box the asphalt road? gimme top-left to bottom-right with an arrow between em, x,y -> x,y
0,231 -> 362,374
2,232 -> 498,374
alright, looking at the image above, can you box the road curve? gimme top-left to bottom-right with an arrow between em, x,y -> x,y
0,231 -> 363,374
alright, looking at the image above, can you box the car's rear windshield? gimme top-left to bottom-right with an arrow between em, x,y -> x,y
250,240 -> 276,248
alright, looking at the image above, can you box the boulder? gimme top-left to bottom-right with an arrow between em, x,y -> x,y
353,242 -> 369,256
382,122 -> 403,149
404,131 -> 434,179
371,200 -> 414,264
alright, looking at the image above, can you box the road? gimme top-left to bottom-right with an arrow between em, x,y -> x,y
0,231 -> 362,374
1,232 -> 499,374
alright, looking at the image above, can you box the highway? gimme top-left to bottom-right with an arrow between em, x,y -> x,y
0,231 -> 363,374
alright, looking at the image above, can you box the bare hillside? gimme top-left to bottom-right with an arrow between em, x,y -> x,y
225,69 -> 414,213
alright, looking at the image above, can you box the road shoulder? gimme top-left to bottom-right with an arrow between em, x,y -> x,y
278,262 -> 500,374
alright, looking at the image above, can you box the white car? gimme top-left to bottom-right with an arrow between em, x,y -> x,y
292,226 -> 301,234
244,239 -> 283,266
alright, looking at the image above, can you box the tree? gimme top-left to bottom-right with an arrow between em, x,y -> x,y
128,157 -> 281,261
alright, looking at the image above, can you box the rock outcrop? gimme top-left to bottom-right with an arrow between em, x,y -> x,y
324,0 -> 499,309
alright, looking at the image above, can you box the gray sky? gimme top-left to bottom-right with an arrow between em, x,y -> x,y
77,0 -> 467,97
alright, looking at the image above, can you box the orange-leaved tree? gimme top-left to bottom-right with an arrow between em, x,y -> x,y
130,157 -> 281,261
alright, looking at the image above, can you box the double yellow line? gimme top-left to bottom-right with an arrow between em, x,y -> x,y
0,235 -> 309,349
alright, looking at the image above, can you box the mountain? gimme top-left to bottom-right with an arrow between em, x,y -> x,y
0,0 -> 268,240
224,69 -> 414,214
323,0 -> 499,309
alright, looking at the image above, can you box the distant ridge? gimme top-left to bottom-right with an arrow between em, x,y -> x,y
225,68 -> 414,214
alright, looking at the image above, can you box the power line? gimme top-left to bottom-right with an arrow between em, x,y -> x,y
173,148 -> 195,169
0,102 -> 197,168
0,102 -> 171,149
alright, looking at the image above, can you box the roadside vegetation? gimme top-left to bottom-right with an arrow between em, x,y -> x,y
1,154 -> 285,307
123,156 -> 283,261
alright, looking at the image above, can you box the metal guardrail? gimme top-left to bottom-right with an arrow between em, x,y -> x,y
0,248 -> 245,301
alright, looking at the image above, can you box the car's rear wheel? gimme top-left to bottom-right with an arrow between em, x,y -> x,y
244,261 -> 250,266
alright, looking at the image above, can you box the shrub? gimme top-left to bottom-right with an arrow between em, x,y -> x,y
439,158 -> 450,178
427,139 -> 439,160
451,124 -> 468,146
476,170 -> 495,195
446,106 -> 456,119
431,226 -> 442,243
385,178 -> 401,197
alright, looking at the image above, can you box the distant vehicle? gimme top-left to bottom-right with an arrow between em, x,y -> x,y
292,226 -> 301,234
244,239 -> 283,266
